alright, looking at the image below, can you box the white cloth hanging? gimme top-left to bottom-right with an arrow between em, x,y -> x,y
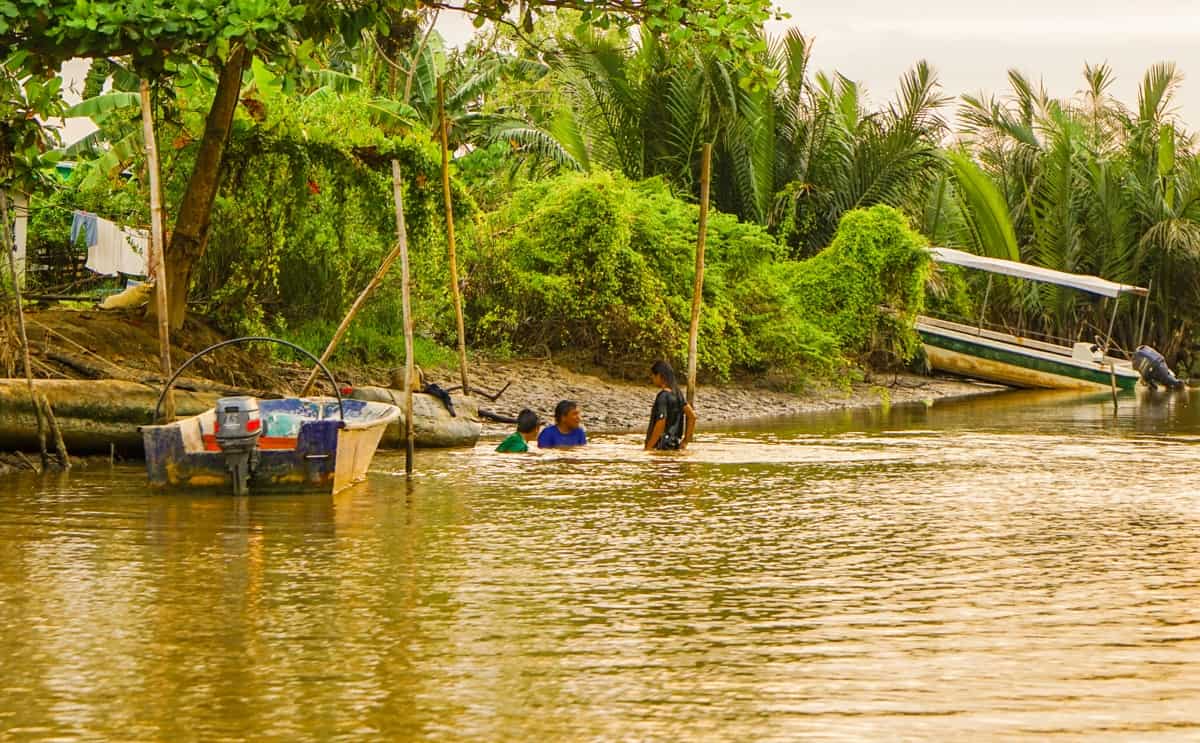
86,218 -> 148,276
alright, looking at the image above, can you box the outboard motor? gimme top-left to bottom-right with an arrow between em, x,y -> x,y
1132,346 -> 1185,390
214,396 -> 262,495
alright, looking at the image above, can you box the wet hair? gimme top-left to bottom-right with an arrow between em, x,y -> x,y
651,360 -> 682,397
516,409 -> 540,434
554,400 -> 578,423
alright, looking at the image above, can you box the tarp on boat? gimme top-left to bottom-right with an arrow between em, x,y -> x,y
928,247 -> 1149,298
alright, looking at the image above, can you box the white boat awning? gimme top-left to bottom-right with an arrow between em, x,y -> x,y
928,247 -> 1149,298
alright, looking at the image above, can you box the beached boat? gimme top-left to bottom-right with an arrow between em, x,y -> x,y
141,396 -> 400,495
919,247 -> 1146,392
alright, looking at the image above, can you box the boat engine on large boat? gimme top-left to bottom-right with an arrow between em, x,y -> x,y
1132,346 -> 1185,390
215,396 -> 262,495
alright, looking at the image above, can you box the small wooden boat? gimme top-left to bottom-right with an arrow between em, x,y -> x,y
919,247 -> 1146,392
141,397 -> 400,495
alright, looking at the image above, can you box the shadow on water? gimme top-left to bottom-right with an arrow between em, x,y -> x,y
2,388 -> 1199,739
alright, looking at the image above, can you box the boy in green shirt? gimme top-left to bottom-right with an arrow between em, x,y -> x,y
496,409 -> 540,452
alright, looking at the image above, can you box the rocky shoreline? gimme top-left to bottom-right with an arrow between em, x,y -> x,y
421,359 -> 1004,438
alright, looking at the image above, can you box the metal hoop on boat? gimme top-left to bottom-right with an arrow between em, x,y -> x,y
152,336 -> 344,423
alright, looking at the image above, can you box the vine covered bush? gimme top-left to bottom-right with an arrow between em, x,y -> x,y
465,172 -> 932,385
189,92 -> 475,363
740,205 -> 933,378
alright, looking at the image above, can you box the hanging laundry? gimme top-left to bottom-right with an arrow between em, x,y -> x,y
117,227 -> 148,275
86,218 -> 148,277
70,211 -> 98,246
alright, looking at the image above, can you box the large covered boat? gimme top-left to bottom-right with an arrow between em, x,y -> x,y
918,247 -> 1147,392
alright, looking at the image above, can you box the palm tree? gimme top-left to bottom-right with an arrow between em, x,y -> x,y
949,62 -> 1200,359
484,27 -> 951,248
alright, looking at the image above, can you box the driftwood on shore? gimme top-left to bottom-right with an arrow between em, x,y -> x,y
0,379 -> 218,454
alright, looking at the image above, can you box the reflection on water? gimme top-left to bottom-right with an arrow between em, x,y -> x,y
2,390 -> 1199,740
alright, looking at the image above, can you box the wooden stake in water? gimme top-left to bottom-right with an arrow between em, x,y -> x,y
686,143 -> 713,408
392,160 -> 416,475
438,79 -> 471,396
2,190 -> 47,467
141,79 -> 175,421
1110,366 -> 1119,415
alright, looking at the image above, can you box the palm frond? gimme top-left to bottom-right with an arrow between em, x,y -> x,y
948,149 -> 1022,261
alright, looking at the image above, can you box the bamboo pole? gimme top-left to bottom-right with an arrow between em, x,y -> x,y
39,394 -> 70,469
686,143 -> 713,408
392,160 -> 416,474
438,78 -> 471,395
299,241 -> 406,396
141,79 -> 175,421
2,190 -> 48,467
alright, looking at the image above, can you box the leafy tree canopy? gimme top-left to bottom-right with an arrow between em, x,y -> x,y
0,0 -> 781,74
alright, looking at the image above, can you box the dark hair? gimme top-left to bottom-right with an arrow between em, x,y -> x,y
516,409 -> 540,433
651,360 -> 682,397
554,400 -> 578,423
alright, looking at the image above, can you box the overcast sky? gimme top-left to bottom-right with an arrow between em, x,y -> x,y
437,0 -> 1200,126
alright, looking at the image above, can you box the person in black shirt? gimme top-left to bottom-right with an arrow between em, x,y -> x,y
645,360 -> 697,450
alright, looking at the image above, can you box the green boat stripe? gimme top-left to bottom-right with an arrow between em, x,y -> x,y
920,330 -> 1139,390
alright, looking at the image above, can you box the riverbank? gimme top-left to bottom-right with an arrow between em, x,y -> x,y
418,358 -> 1003,437
3,308 -> 1003,452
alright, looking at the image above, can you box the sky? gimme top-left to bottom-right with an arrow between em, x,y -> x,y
436,0 -> 1200,126
51,2 -> 1200,145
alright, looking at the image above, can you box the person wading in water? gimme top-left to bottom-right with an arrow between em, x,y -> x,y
644,360 -> 697,450
537,400 -> 588,448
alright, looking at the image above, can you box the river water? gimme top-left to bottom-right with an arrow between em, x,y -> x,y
2,390 -> 1199,740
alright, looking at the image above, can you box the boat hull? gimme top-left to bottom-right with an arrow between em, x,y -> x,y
142,398 -> 397,495
918,321 -> 1140,392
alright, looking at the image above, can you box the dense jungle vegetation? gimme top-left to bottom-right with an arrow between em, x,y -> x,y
5,2 -> 1200,384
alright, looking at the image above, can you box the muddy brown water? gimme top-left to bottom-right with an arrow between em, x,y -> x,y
2,389 -> 1199,740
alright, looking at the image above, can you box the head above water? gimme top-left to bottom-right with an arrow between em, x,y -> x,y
651,360 -> 682,396
516,409 -> 540,435
554,400 -> 581,430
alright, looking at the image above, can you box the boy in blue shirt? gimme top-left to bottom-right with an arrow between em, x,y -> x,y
537,400 -> 587,448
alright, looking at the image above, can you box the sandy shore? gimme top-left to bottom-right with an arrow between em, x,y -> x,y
419,359 -> 1004,437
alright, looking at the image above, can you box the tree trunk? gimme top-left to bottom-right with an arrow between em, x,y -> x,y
164,44 -> 248,329
438,79 -> 470,395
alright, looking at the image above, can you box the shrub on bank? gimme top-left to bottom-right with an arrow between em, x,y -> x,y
465,172 -> 932,385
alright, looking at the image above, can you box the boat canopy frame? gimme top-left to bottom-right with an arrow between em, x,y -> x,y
928,247 -> 1149,299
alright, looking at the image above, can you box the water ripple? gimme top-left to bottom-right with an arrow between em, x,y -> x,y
2,393 -> 1200,740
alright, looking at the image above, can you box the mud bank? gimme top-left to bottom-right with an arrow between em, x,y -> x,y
418,359 -> 1004,437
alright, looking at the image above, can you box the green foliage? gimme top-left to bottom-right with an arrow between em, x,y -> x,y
953,62 -> 1200,360
1,0 -> 779,77
191,91 -> 465,344
280,317 -> 457,369
485,28 -> 948,258
1,52 -> 65,190
741,205 -> 933,376
465,172 -> 930,385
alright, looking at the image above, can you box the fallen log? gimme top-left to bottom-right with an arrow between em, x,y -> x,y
0,379 -> 217,454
